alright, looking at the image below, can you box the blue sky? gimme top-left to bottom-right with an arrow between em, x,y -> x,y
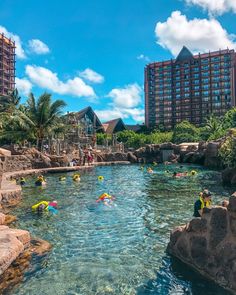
0,0 -> 236,123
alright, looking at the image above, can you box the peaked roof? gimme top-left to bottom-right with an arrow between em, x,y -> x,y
67,106 -> 104,131
125,124 -> 142,132
103,118 -> 126,134
176,46 -> 194,62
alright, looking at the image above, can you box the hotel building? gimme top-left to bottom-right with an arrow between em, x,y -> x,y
145,46 -> 236,129
0,33 -> 15,96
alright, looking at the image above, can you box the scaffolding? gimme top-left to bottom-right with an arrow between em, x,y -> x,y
0,33 -> 15,96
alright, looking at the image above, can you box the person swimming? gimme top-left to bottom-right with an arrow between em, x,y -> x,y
96,193 -> 115,207
32,200 -> 58,214
172,171 -> 188,178
35,175 -> 47,186
19,177 -> 26,186
147,167 -> 154,174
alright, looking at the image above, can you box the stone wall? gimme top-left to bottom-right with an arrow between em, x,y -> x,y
167,194 -> 236,294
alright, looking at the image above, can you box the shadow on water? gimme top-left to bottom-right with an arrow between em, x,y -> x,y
137,255 -> 231,295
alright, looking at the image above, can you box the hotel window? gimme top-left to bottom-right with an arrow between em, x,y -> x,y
213,96 -> 220,101
202,78 -> 209,83
184,69 -> 189,74
176,88 -> 180,92
211,57 -> 220,62
184,93 -> 189,98
194,79 -> 200,84
184,81 -> 189,86
212,64 -> 220,69
193,67 -> 199,72
212,77 -> 220,82
194,92 -> 200,96
202,58 -> 209,64
213,90 -> 220,95
202,85 -> 209,90
194,74 -> 199,78
202,65 -> 209,70
176,94 -> 181,99
212,83 -> 219,88
176,82 -> 180,87
202,72 -> 209,77
184,75 -> 189,79
203,97 -> 209,102
213,70 -> 220,75
194,86 -> 200,90
203,91 -> 209,96
184,87 -> 190,92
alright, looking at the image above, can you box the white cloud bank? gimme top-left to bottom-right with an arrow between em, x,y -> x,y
28,39 -> 50,55
15,77 -> 33,96
79,68 -> 104,83
95,83 -> 144,123
155,11 -> 236,56
185,0 -> 236,15
25,65 -> 96,97
0,25 -> 25,59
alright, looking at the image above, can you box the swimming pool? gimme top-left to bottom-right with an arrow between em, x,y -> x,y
10,164 -> 233,294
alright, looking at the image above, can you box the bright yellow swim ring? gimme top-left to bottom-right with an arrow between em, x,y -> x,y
32,201 -> 49,210
98,176 -> 104,181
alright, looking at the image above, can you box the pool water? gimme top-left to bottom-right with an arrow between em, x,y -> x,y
10,164 -> 234,295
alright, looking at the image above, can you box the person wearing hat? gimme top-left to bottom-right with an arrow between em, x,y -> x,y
193,189 -> 212,217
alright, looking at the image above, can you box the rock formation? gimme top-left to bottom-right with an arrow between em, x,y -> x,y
167,193 -> 236,294
0,214 -> 30,275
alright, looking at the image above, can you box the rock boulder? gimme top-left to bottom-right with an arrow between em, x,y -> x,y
167,194 -> 236,294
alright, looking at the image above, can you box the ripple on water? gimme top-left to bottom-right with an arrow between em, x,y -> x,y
11,164 -> 233,295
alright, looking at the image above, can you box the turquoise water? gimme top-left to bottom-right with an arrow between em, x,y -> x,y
10,164 -> 233,295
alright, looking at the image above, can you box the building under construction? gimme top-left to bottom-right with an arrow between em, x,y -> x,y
0,33 -> 15,96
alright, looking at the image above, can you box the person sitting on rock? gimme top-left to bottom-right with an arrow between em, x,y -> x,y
193,189 -> 212,217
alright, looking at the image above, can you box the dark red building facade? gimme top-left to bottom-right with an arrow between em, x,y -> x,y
145,46 -> 236,129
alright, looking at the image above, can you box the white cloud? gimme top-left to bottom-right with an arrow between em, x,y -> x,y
95,83 -> 144,123
28,39 -> 50,55
25,65 -> 96,97
0,25 -> 25,59
15,77 -> 33,96
79,68 -> 104,83
95,107 -> 144,123
185,0 -> 236,15
155,11 -> 236,56
137,54 -> 150,62
108,83 -> 142,108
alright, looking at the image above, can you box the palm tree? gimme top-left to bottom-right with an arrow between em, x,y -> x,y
25,92 -> 66,150
205,115 -> 222,134
0,88 -> 21,113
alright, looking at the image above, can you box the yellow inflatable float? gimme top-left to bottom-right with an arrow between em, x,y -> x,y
32,201 -> 49,210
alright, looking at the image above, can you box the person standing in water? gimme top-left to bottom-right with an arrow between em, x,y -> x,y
193,189 -> 212,217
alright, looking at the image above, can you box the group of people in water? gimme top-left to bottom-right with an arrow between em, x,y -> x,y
20,172 -> 114,215
140,163 -> 198,178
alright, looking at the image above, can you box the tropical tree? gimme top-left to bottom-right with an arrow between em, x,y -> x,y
172,121 -> 200,144
25,92 -> 67,150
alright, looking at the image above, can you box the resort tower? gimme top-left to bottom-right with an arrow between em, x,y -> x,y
0,33 -> 15,96
145,46 -> 236,129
